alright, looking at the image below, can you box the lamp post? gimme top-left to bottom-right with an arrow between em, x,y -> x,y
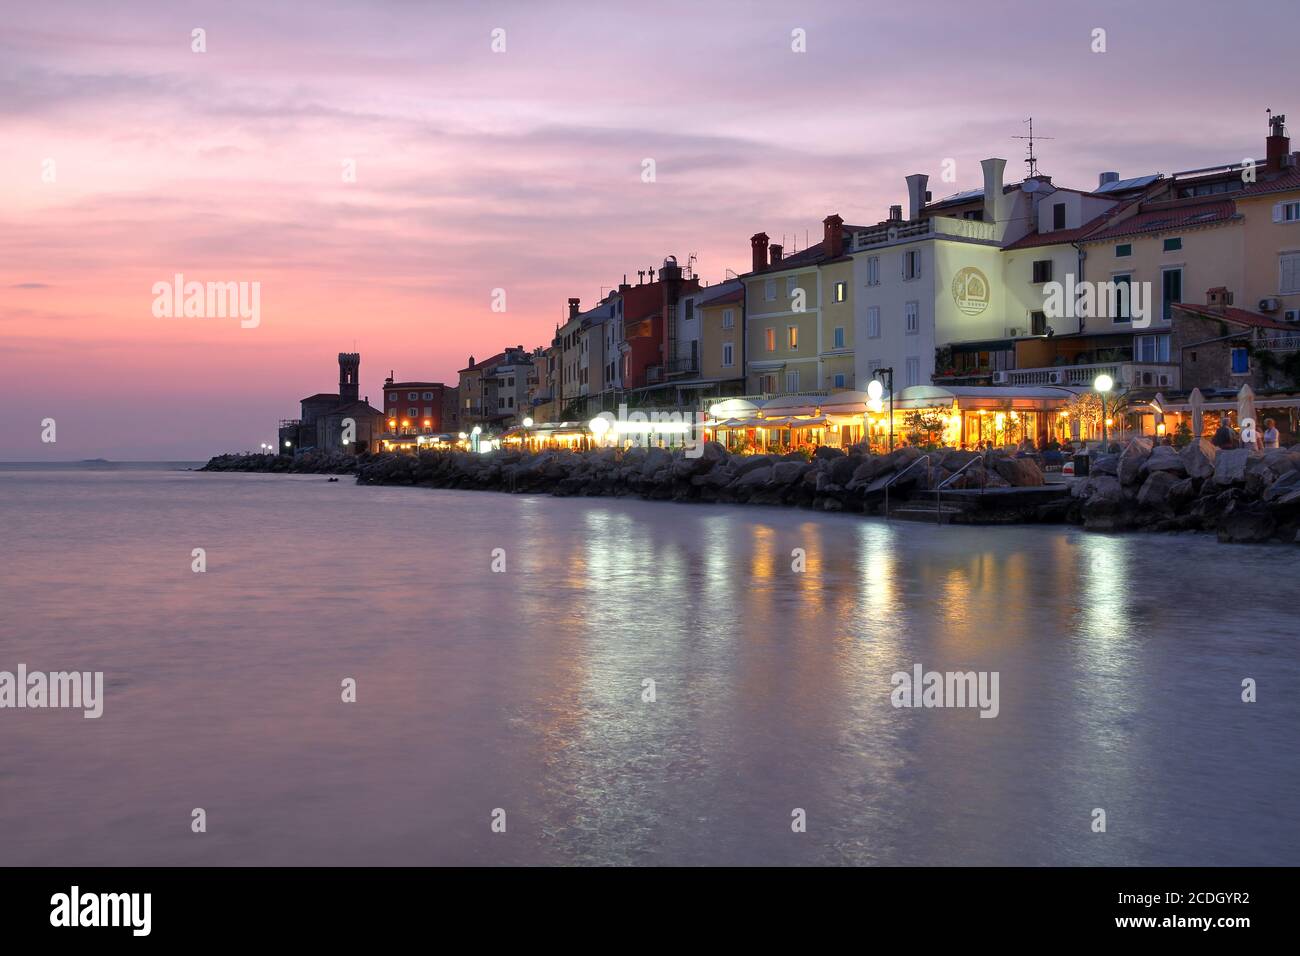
1094,373 -> 1114,444
589,414 -> 610,451
871,368 -> 894,450
471,425 -> 482,453
522,416 -> 534,451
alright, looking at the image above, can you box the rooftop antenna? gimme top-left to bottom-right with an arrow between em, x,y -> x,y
686,252 -> 697,279
1013,117 -> 1054,177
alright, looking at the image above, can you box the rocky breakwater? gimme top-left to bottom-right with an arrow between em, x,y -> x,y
353,443 -> 1049,515
1069,436 -> 1300,543
202,450 -> 377,475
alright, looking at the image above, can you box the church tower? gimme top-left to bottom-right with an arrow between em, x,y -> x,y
338,352 -> 360,403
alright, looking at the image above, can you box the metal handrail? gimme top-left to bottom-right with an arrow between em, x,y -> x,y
934,451 -> 987,524
882,454 -> 931,519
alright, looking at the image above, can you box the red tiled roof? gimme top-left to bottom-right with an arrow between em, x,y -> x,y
458,352 -> 506,374
1237,165 -> 1300,198
1174,303 -> 1294,331
702,287 -> 744,305
1081,198 -> 1238,242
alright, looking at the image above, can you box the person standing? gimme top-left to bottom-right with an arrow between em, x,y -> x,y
1263,418 -> 1281,450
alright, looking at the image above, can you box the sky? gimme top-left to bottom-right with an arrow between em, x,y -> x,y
2,0 -> 1296,459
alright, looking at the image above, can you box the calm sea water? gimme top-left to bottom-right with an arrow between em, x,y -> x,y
1,463 -> 1297,866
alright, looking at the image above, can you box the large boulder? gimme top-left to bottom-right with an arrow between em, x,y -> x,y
829,455 -> 861,487
1217,506 -> 1277,544
1118,436 -> 1154,486
1144,444 -> 1187,476
990,455 -> 1045,487
1180,438 -> 1217,480
639,447 -> 672,477
1213,448 -> 1251,486
1091,453 -> 1119,476
1136,470 -> 1179,513
730,465 -> 773,490
770,461 -> 811,485
813,445 -> 844,460
1264,469 -> 1300,503
733,454 -> 774,476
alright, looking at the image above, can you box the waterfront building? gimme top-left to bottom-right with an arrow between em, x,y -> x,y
618,257 -> 700,399
381,377 -> 453,436
279,352 -> 385,454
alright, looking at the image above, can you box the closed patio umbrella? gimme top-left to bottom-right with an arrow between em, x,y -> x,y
1238,383 -> 1259,449
1189,387 -> 1204,440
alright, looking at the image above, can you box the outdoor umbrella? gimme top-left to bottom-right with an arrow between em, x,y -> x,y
1189,388 -> 1204,440
1237,383 -> 1258,449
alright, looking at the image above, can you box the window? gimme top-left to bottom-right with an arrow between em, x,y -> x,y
765,327 -> 776,351
1281,253 -> 1300,294
785,370 -> 800,392
1116,243 -> 1132,258
903,249 -> 921,279
1032,259 -> 1053,283
764,278 -> 776,301
759,373 -> 777,393
1231,347 -> 1250,374
1161,268 -> 1183,320
1277,201 -> 1300,222
833,373 -> 846,388
787,325 -> 799,350
722,309 -> 734,329
423,407 -> 432,418
408,392 -> 418,400
867,256 -> 880,286
684,299 -> 694,321
1052,203 -> 1067,230
786,276 -> 798,299
1112,274 -> 1133,322
722,342 -> 734,367
387,408 -> 396,418
423,392 -> 433,400
834,281 -> 847,303
388,392 -> 398,402
867,306 -> 881,338
1135,334 -> 1170,363
1030,311 -> 1047,335
407,407 -> 418,418
962,210 -> 984,221
905,301 -> 918,334
868,359 -> 881,377
833,326 -> 845,349
905,356 -> 920,387
1163,237 -> 1183,252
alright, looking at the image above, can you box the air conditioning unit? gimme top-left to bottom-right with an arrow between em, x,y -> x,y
1259,298 -> 1281,312
992,371 -> 1009,384
1005,327 -> 1023,338
1285,309 -> 1300,323
1048,370 -> 1065,385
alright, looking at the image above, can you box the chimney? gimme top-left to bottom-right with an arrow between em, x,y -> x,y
823,214 -> 845,260
1267,112 -> 1289,170
888,204 -> 903,222
567,297 -> 580,319
981,158 -> 1006,226
1206,286 -> 1233,312
1098,171 -> 1120,189
905,173 -> 929,220
751,232 -> 770,273
769,244 -> 783,265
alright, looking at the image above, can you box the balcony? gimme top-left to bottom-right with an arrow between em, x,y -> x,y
665,356 -> 699,376
850,215 -> 998,252
998,361 -> 1179,390
1260,333 -> 1300,352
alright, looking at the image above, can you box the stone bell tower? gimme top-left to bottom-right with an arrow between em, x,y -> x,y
338,352 -> 360,403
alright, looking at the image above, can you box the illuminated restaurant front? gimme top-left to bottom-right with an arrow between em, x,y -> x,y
709,386 -> 1079,452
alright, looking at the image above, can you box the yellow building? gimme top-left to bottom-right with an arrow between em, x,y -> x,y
743,216 -> 863,395
696,282 -> 745,386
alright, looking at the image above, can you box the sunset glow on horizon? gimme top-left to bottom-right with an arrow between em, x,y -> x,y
3,0 -> 1294,458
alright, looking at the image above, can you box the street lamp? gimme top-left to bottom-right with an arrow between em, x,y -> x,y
589,415 -> 610,449
471,425 -> 482,453
1094,373 -> 1114,444
870,368 -> 894,450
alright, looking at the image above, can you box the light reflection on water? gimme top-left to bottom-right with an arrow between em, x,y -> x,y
0,467 -> 1297,866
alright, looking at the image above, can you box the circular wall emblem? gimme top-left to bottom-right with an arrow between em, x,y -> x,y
951,266 -> 990,316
